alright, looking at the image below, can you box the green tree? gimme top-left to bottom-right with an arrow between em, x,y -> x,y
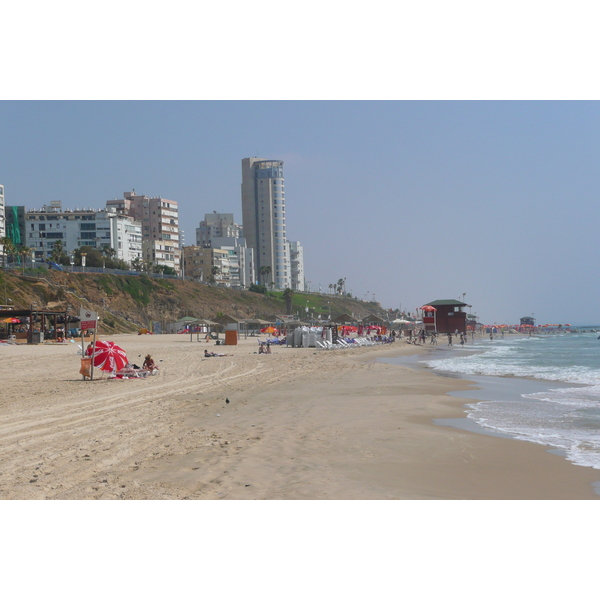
109,258 -> 130,271
18,246 -> 33,274
249,283 -> 266,294
74,246 -> 103,267
259,265 -> 271,285
50,240 -> 69,264
102,246 -> 116,260
152,264 -> 178,276
0,237 -> 16,266
209,265 -> 220,283
131,257 -> 144,271
283,287 -> 295,314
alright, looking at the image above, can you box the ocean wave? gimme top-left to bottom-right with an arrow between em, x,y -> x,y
422,356 -> 600,386
438,334 -> 600,470
466,403 -> 600,469
523,384 -> 600,408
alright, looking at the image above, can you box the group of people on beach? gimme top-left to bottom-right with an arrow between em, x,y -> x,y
406,329 -> 435,345
402,329 -> 474,346
117,354 -> 159,378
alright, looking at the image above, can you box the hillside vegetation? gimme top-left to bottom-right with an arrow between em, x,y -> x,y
0,269 -> 387,334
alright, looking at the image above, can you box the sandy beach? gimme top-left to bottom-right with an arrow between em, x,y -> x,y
1,333 -> 598,500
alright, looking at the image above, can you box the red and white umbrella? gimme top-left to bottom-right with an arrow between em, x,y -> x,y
86,340 -> 128,372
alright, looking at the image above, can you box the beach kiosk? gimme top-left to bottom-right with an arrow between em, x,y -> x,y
0,307 -> 76,343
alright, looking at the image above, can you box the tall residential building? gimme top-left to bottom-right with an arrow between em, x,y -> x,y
241,158 -> 290,289
196,213 -> 242,246
288,240 -> 305,291
107,191 -> 181,272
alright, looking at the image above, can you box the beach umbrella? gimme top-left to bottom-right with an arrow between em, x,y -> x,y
86,340 -> 128,372
261,326 -> 278,334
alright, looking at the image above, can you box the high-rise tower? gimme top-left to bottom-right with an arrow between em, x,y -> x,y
241,158 -> 290,289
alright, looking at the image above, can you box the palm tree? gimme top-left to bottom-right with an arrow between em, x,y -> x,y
283,287 -> 295,314
18,246 -> 32,274
50,240 -> 67,264
101,245 -> 116,269
0,237 -> 16,267
259,265 -> 272,286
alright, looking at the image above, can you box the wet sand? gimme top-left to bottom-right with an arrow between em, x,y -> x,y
0,333 -> 598,499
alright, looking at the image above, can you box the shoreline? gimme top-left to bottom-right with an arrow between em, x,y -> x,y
386,339 -> 600,474
1,334 -> 598,499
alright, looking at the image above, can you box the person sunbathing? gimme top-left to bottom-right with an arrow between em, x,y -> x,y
143,354 -> 159,371
204,349 -> 228,357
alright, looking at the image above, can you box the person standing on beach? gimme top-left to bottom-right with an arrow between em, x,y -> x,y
448,333 -> 452,346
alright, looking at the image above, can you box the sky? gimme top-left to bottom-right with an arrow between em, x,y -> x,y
2,100 -> 600,324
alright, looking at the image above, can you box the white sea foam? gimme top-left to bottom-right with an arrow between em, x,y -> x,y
430,334 -> 600,470
422,351 -> 600,386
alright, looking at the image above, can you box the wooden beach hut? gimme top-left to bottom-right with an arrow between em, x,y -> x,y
361,314 -> 385,326
422,299 -> 469,334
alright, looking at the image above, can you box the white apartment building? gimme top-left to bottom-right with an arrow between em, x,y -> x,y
241,158 -> 291,289
288,240 -> 305,291
209,236 -> 255,289
196,213 -> 242,246
108,211 -> 143,265
25,201 -> 142,265
107,191 -> 181,273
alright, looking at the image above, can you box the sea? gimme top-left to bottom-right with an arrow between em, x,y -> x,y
383,330 -> 600,472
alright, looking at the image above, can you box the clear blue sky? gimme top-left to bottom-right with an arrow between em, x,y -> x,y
0,101 -> 600,323
1,100 -> 600,324
3,2 -> 600,325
